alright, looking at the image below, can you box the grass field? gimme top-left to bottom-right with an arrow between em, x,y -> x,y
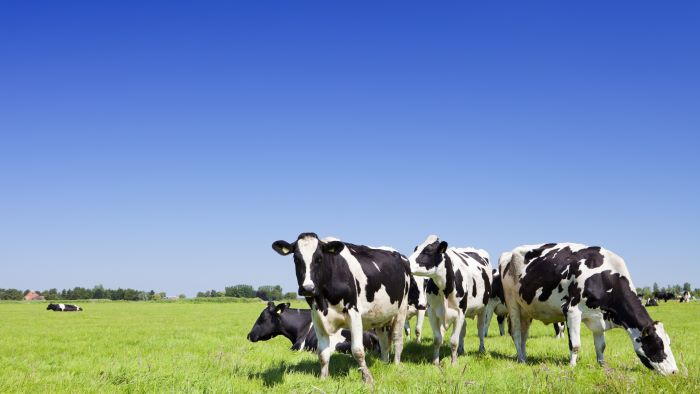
1,300 -> 698,393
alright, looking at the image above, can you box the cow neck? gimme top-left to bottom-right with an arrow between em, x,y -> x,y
280,308 -> 313,349
602,291 -> 654,331
443,253 -> 455,296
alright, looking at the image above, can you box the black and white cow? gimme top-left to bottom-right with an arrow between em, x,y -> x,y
246,302 -> 380,353
654,292 -> 676,302
272,233 -> 412,384
645,298 -> 659,307
46,303 -> 82,312
405,275 -> 427,342
484,269 -> 564,338
680,291 -> 691,303
500,243 -> 678,375
408,235 -> 492,365
483,269 -> 508,337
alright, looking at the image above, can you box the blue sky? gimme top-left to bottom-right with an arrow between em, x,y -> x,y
1,1 -> 698,296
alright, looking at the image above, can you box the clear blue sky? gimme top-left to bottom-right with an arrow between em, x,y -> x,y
1,1 -> 698,296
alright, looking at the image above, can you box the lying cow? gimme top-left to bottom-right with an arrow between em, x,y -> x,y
646,298 -> 659,307
408,235 -> 492,365
405,275 -> 427,341
247,302 -> 379,353
46,303 -> 82,312
500,243 -> 677,375
680,291 -> 691,303
484,269 -> 565,339
272,233 -> 411,384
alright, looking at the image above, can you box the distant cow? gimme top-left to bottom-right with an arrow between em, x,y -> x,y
46,303 -> 82,312
646,298 -> 659,307
500,243 -> 677,375
654,292 -> 675,302
485,269 -> 564,339
405,275 -> 428,341
408,235 -> 492,365
247,302 -> 379,353
272,233 -> 412,384
680,291 -> 691,303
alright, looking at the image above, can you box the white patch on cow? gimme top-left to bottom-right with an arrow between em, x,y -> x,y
59,303 -> 65,311
297,236 -> 319,290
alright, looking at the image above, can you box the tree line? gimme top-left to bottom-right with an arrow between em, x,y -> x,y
196,284 -> 297,301
636,282 -> 698,298
0,285 -> 181,301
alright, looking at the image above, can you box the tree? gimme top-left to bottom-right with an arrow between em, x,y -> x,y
178,294 -> 186,299
653,282 -> 659,293
283,292 -> 298,300
256,285 -> 283,301
225,284 -> 256,298
683,282 -> 692,292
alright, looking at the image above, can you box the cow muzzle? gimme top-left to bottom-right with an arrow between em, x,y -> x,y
298,284 -> 315,297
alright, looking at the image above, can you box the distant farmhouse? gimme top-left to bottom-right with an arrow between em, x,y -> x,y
24,291 -> 45,301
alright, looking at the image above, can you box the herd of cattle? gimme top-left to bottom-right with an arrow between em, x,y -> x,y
246,233 -> 683,383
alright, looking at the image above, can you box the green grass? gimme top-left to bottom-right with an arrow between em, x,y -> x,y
1,301 -> 698,393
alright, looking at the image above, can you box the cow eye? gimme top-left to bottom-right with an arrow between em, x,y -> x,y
635,338 -> 641,343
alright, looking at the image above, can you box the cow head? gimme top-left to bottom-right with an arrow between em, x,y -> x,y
631,321 -> 678,375
272,233 -> 345,297
408,235 -> 448,281
46,304 -> 56,310
246,301 -> 290,342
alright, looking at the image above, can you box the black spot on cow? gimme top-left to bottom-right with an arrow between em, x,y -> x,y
426,278 -> 439,295
640,327 -> 667,363
480,268 -> 491,306
472,278 -> 477,297
455,270 -> 465,299
443,254 -> 455,296
519,245 -> 593,304
491,270 -> 506,304
582,270 -> 653,331
347,243 -> 409,307
464,251 -> 489,267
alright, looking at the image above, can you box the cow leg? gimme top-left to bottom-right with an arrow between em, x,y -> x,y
391,306 -> 407,364
566,309 -> 582,366
317,333 -> 332,379
519,316 -> 532,361
477,311 -> 486,353
450,312 -> 466,364
415,309 -> 425,342
457,320 -> 466,356
584,317 -> 607,366
428,308 -> 443,366
376,328 -> 391,363
348,311 -> 373,384
483,304 -> 494,337
404,319 -> 411,340
497,315 -> 506,336
508,304 -> 526,362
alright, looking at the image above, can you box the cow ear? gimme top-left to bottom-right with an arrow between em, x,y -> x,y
272,240 -> 294,255
275,303 -> 288,313
438,241 -> 448,254
267,301 -> 275,309
642,324 -> 657,338
322,241 -> 345,255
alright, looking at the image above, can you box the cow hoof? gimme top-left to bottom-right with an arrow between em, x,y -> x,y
360,369 -> 374,385
478,346 -> 485,354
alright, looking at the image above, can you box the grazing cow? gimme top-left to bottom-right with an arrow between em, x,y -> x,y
408,235 -> 492,365
405,275 -> 428,341
680,291 -> 691,303
246,302 -> 379,353
272,233 -> 411,384
654,292 -> 675,302
46,303 -> 82,312
484,269 -> 564,339
500,243 -> 677,375
646,298 -> 659,307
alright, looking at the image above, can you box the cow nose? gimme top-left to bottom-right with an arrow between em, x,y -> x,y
303,284 -> 315,293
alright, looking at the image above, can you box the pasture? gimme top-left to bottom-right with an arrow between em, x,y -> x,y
1,301 -> 698,393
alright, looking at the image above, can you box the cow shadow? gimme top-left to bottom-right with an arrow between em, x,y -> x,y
479,349 -> 569,365
249,354 -> 372,387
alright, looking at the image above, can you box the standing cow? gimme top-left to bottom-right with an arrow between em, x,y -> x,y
408,235 -> 492,365
272,233 -> 411,384
500,243 -> 677,375
680,291 -> 691,303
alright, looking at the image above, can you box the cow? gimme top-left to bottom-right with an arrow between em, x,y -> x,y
646,298 -> 659,307
484,269 -> 564,339
405,275 -> 428,341
500,243 -> 677,375
680,291 -> 691,303
46,303 -> 82,312
246,302 -> 380,353
654,292 -> 675,302
484,269 -> 508,337
272,233 -> 412,384
408,235 -> 492,365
